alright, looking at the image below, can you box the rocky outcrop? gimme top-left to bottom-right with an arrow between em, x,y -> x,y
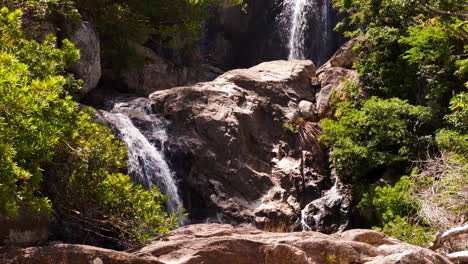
120,45 -> 223,96
315,37 -> 363,118
70,22 -> 101,95
316,66 -> 358,118
329,36 -> 367,69
0,244 -> 161,264
146,60 -> 347,231
135,224 -> 452,264
0,224 -> 452,264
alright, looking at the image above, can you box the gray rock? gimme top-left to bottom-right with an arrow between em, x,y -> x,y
298,100 -> 318,121
329,36 -> 368,69
70,22 -> 101,95
316,66 -> 358,118
121,45 -> 223,96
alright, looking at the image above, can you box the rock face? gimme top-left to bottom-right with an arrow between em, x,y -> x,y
70,22 -> 101,95
0,224 -> 452,264
120,45 -> 224,96
329,36 -> 367,69
315,37 -> 364,118
147,60 -> 346,231
201,0 -> 344,69
316,66 -> 358,118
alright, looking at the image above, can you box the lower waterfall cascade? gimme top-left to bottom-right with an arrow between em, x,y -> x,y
100,101 -> 187,225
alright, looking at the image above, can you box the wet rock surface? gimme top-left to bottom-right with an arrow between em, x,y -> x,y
146,60 -> 344,230
0,224 -> 452,264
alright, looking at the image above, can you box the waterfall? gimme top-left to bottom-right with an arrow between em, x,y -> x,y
100,101 -> 187,225
279,0 -> 334,64
286,0 -> 310,60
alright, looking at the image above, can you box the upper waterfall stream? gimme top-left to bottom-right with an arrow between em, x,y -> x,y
279,0 -> 333,63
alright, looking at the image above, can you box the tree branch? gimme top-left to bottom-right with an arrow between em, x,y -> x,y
418,0 -> 468,18
430,225 -> 468,250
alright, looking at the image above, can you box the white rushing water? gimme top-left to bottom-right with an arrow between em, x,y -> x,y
101,103 -> 186,225
280,0 -> 332,63
286,0 -> 311,60
301,202 -> 313,231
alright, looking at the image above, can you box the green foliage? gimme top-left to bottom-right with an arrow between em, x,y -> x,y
0,7 -> 176,245
445,92 -> 467,132
333,0 -> 466,112
359,176 -> 419,222
355,26 -> 417,100
436,92 -> 468,155
0,0 -> 80,21
398,19 -> 460,111
436,129 -> 468,155
320,97 -> 432,182
74,0 -> 242,70
0,0 -> 82,37
330,80 -> 366,106
374,216 -> 435,247
359,176 -> 435,246
0,7 -> 78,217
330,0 -> 466,245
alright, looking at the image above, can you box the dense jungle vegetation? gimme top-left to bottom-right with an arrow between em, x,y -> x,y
322,0 -> 467,246
0,0 -> 240,247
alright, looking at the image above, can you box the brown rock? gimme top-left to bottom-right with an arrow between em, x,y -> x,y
134,224 -> 452,264
0,215 -> 48,247
0,244 -> 161,264
0,225 -> 452,264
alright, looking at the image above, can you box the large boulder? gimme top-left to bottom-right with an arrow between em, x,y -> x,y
148,60 -> 344,230
135,224 -> 452,264
0,225 -> 452,264
314,36 -> 366,118
70,22 -> 101,95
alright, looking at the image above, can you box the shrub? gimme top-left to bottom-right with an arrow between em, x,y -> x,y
320,97 -> 432,182
0,7 -> 176,245
359,176 -> 435,246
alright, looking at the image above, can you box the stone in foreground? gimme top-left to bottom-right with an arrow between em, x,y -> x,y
0,224 -> 452,264
136,224 -> 452,264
